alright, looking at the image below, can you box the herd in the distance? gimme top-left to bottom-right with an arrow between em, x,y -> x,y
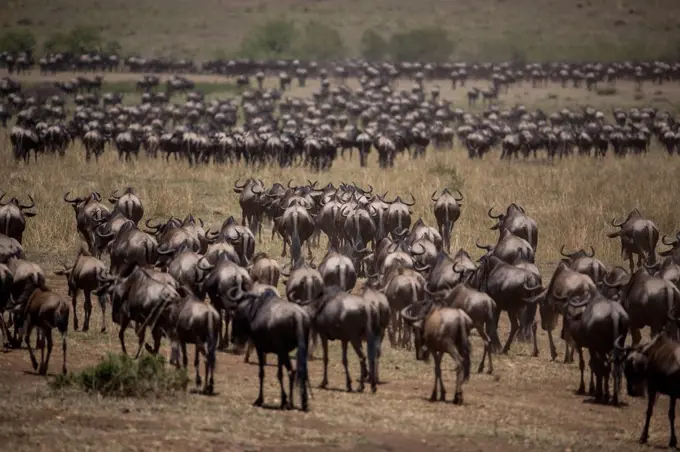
1,180 -> 680,446
2,56 -> 680,168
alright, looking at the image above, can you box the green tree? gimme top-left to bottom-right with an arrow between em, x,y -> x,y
296,21 -> 346,60
388,26 -> 454,62
360,29 -> 388,60
239,19 -> 298,58
0,29 -> 36,53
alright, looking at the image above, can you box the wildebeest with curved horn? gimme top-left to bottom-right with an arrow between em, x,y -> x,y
0,193 -> 36,244
559,245 -> 608,285
108,187 -> 144,224
63,191 -> 110,257
431,188 -> 463,252
488,203 -> 538,251
607,208 -> 659,273
401,300 -> 472,404
225,287 -> 310,411
297,285 -> 379,393
385,193 -> 416,240
233,178 -> 265,240
563,291 -> 629,405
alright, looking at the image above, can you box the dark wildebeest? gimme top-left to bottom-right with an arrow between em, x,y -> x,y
431,188 -> 463,252
0,193 -> 36,244
621,332 -> 680,448
607,208 -> 659,273
487,203 -> 538,251
226,287 -> 310,411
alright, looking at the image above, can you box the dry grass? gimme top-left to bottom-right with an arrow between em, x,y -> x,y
1,78 -> 680,450
4,0 -> 680,60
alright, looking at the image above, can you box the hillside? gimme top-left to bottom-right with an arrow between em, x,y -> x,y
3,0 -> 680,61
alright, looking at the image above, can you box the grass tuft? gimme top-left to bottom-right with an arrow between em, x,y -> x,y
50,352 -> 189,397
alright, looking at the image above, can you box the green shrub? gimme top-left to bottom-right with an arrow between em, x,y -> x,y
360,29 -> 388,60
43,26 -> 118,54
0,29 -> 36,53
239,19 -> 298,59
296,21 -> 346,60
388,26 -> 454,62
50,353 -> 189,398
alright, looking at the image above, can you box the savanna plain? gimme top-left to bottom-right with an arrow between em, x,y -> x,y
2,0 -> 680,450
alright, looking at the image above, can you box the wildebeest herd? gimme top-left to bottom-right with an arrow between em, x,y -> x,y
2,56 -> 680,169
2,179 -> 680,447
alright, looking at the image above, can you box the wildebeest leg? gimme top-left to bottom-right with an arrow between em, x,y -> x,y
350,338 -> 367,393
40,329 -> 53,376
669,396 -> 677,448
83,291 -> 92,332
639,386 -> 657,444
501,310 -> 520,354
134,325 -> 147,359
244,340 -> 252,363
320,337 -> 329,389
576,347 -> 586,394
71,292 -> 79,331
148,327 -> 163,354
254,350 -> 266,406
490,308 -> 502,353
216,309 -> 228,350
194,343 -> 204,388
284,354 -> 295,410
181,341 -> 189,369
341,340 -> 353,392
388,310 -> 397,347
589,368 -> 596,396
476,325 -> 493,374
118,315 -> 130,355
277,353 -> 294,410
24,322 -> 39,371
61,330 -> 67,375
448,344 -> 465,405
603,360 -> 611,403
531,321 -> 539,357
429,351 -> 442,402
98,294 -> 107,333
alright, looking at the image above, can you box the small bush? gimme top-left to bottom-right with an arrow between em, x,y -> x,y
360,29 -> 388,60
0,29 -> 36,53
50,353 -> 189,398
296,20 -> 346,60
239,19 -> 298,59
43,26 -> 115,54
388,26 -> 454,62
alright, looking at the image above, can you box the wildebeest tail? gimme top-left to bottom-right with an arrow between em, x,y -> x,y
55,300 -> 70,335
291,214 -> 302,265
366,306 -> 379,391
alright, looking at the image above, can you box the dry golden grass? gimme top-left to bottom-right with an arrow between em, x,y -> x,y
4,0 -> 680,60
1,77 -> 680,450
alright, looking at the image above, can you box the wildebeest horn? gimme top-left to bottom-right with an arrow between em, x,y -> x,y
377,191 -> 388,201
400,303 -> 429,323
662,235 -> 678,246
157,246 -> 176,256
430,190 -> 440,202
568,295 -> 590,308
340,206 -> 350,217
233,179 -> 247,189
488,207 -> 501,219
523,281 -> 542,294
108,189 -> 121,204
411,243 -> 425,256
475,240 -> 493,251
587,246 -> 595,257
18,195 -> 35,210
454,190 -> 464,202
287,179 -> 296,189
0,193 -> 8,206
280,262 -> 291,277
559,245 -> 574,258
414,263 -> 431,272
198,218 -> 204,228
611,217 -> 625,227
403,192 -> 416,206
197,258 -> 215,272
63,191 -> 79,204
251,184 -> 264,194
93,192 -> 102,202
257,179 -> 264,187
145,218 -> 160,230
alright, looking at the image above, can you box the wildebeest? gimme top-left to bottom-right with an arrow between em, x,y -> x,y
488,203 -> 538,251
607,208 -> 659,273
431,188 -> 463,252
0,193 -> 36,243
226,287 -> 310,411
108,187 -> 144,224
401,301 -> 472,404
622,332 -> 680,448
54,247 -> 108,332
63,191 -> 111,257
167,287 -> 219,395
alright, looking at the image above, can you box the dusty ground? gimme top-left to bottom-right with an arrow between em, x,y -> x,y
1,74 -> 679,450
0,274 -> 667,451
